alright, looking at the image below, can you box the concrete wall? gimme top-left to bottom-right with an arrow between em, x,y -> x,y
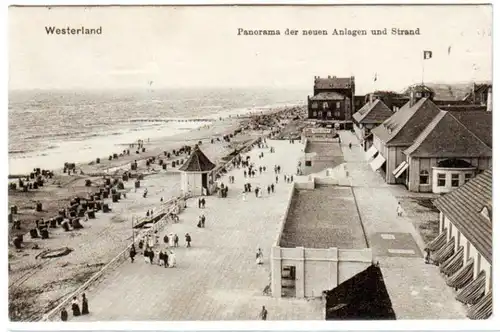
271,246 -> 372,298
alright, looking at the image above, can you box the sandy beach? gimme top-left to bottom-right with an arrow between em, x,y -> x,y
8,105 -> 305,321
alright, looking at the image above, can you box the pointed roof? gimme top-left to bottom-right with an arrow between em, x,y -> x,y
403,111 -> 492,158
314,76 -> 353,90
325,265 -> 396,320
310,91 -> 345,101
352,99 -> 393,124
178,145 -> 216,172
371,98 -> 441,146
433,168 -> 492,264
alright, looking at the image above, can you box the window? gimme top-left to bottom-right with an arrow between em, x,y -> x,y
437,173 -> 446,187
336,101 -> 341,109
451,174 -> 459,187
323,102 -> 329,109
305,160 -> 312,167
318,111 -> 322,118
419,170 -> 429,184
334,111 -> 341,117
327,111 -> 332,117
465,173 -> 473,182
312,102 -> 318,109
416,92 -> 422,98
312,111 -> 317,116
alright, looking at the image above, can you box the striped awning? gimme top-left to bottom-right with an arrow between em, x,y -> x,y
392,161 -> 409,179
467,291 -> 492,320
456,271 -> 486,305
440,246 -> 464,276
446,258 -> 473,289
365,145 -> 378,161
425,230 -> 447,252
431,237 -> 454,264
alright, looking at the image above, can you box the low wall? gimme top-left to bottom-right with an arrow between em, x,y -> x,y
273,182 -> 297,247
271,246 -> 373,298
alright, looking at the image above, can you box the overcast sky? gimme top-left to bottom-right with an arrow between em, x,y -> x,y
9,5 -> 492,94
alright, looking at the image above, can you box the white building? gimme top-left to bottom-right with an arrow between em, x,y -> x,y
179,145 -> 216,196
426,168 -> 492,319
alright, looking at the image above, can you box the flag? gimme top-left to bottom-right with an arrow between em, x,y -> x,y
423,50 -> 432,60
374,73 -> 378,82
448,46 -> 451,55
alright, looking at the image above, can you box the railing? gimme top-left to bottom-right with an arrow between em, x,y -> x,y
41,193 -> 191,322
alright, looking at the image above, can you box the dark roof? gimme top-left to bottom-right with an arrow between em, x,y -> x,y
325,265 -> 396,320
314,77 -> 353,90
352,99 -> 393,124
404,111 -> 492,158
310,92 -> 346,101
371,98 -> 441,146
178,145 -> 216,172
448,110 -> 492,148
462,83 -> 492,102
433,168 -> 492,264
439,105 -> 487,112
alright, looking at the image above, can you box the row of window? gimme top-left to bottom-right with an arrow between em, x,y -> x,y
311,101 -> 341,109
312,111 -> 342,117
419,170 -> 473,186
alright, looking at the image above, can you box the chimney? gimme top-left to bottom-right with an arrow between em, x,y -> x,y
487,87 -> 492,112
328,75 -> 331,79
409,89 -> 416,107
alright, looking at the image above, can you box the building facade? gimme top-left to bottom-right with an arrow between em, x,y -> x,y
427,168 -> 492,319
352,99 -> 393,151
307,76 -> 355,129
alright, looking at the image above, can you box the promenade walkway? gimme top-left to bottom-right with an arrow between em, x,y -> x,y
339,131 -> 466,319
73,139 -> 323,321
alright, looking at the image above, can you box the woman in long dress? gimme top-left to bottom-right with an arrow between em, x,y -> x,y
81,293 -> 89,315
71,296 -> 81,316
168,250 -> 176,268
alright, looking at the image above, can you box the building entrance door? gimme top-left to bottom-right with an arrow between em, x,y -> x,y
281,265 -> 296,297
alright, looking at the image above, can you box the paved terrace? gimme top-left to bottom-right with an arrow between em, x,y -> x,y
338,131 -> 466,319
280,186 -> 367,249
72,139 -> 323,321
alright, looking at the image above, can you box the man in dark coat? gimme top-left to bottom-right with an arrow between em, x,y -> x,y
129,244 -> 136,263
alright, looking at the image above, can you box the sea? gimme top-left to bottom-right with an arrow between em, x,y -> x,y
8,88 -> 307,174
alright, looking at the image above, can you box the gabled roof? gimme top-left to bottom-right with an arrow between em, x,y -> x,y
352,99 -> 393,124
403,111 -> 492,158
448,110 -> 492,148
178,145 -> 216,172
314,77 -> 353,90
371,98 -> 441,146
433,168 -> 492,264
310,92 -> 345,101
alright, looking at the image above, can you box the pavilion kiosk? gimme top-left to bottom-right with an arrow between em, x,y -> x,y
179,145 -> 216,196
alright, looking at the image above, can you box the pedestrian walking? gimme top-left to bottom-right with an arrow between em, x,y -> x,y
397,202 -> 403,217
71,297 -> 81,317
349,142 -> 352,149
81,294 -> 89,315
260,306 -> 268,320
129,244 -> 136,263
185,233 -> 192,247
276,175 -> 278,183
271,183 -> 275,193
60,308 -> 68,322
267,185 -> 271,195
174,234 -> 179,247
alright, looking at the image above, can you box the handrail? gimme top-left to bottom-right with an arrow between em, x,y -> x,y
41,193 -> 191,322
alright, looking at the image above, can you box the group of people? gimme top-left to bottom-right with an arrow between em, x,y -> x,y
198,197 -> 206,208
60,294 -> 89,321
197,214 -> 206,228
143,247 -> 177,268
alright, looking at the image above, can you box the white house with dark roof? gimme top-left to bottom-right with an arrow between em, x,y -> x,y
402,110 -> 492,193
426,168 -> 492,319
369,94 -> 441,184
352,99 -> 393,151
179,145 -> 216,196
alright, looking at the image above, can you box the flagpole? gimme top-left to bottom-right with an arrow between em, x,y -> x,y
421,54 -> 424,85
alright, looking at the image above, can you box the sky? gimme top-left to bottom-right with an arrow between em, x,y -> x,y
9,5 -> 492,94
